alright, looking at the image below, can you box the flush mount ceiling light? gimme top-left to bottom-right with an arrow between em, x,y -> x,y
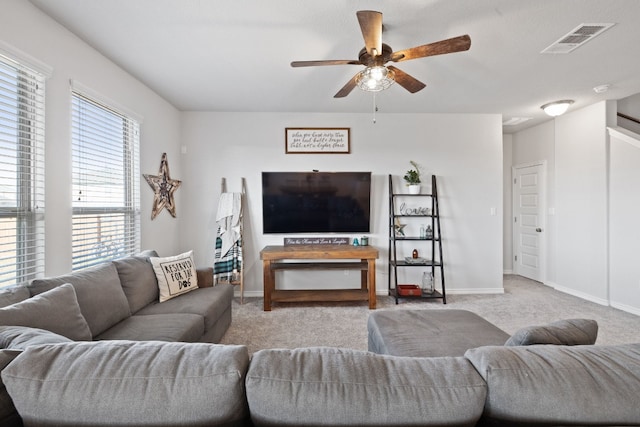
355,66 -> 395,92
541,100 -> 574,117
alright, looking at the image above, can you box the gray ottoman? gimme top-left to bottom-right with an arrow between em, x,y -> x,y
368,309 -> 510,357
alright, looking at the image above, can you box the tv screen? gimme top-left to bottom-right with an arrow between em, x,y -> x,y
262,171 -> 371,234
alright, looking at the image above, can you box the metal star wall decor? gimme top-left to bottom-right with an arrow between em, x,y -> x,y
143,153 -> 182,220
394,218 -> 406,237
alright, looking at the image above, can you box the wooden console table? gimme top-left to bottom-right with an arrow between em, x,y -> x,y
260,245 -> 379,311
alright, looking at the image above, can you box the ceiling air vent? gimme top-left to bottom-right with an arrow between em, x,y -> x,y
541,23 -> 615,54
503,117 -> 532,126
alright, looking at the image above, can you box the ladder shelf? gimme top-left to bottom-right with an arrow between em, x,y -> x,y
388,174 -> 446,304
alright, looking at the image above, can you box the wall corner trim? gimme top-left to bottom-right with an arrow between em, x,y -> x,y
608,126 -> 640,149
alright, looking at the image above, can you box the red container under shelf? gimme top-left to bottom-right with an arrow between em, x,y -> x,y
397,284 -> 421,296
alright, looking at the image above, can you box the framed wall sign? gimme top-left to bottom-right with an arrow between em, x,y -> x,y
284,237 -> 350,246
285,127 -> 350,154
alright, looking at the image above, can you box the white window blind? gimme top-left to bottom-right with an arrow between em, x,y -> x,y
0,54 -> 45,287
71,91 -> 140,270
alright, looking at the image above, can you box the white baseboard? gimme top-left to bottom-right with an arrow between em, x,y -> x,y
446,288 -> 505,294
375,288 -> 505,295
235,290 -> 262,298
610,301 -> 640,317
503,269 -> 513,274
239,289 -> 506,297
552,284 -> 609,307
552,285 -> 640,316
238,284 -> 640,316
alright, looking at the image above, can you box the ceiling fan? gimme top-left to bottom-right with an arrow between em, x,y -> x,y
291,10 -> 471,98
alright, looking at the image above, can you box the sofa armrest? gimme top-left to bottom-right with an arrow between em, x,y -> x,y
196,267 -> 214,288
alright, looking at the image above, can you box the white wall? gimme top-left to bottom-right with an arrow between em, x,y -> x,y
608,127 -> 640,315
1,0 -> 182,275
510,121 -> 556,284
554,102 -> 609,304
180,112 -> 504,296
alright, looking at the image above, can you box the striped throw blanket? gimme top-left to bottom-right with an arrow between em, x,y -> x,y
213,226 -> 242,283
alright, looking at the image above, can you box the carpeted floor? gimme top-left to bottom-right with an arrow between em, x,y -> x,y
219,275 -> 640,354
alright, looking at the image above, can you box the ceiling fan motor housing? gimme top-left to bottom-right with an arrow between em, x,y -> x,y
358,43 -> 394,66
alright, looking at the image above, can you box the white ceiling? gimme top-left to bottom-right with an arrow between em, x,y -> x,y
28,0 -> 640,132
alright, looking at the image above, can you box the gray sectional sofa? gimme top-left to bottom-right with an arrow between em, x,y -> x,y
0,249 -> 234,426
0,250 -> 234,344
2,336 -> 640,426
1,271 -> 640,426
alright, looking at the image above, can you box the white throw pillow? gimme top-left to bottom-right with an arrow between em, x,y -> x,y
150,251 -> 199,302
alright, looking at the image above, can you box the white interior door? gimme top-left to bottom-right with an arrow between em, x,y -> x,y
512,163 -> 546,282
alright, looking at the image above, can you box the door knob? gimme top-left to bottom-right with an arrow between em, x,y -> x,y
536,228 -> 542,232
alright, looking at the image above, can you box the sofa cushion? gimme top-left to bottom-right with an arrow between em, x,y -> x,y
95,313 -> 204,342
2,341 -> 250,426
505,318 -> 598,346
150,250 -> 199,302
0,285 -> 29,309
113,250 -> 159,314
0,326 -> 72,350
0,349 -> 21,426
246,347 -> 486,427
29,262 -> 131,337
0,284 -> 91,341
135,284 -> 234,337
465,344 -> 640,425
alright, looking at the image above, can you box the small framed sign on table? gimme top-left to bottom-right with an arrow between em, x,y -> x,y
285,128 -> 350,154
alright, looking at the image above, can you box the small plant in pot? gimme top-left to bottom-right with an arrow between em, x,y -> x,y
403,161 -> 422,194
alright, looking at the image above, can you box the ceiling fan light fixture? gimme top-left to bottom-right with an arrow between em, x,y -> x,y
356,66 -> 395,92
541,100 -> 574,117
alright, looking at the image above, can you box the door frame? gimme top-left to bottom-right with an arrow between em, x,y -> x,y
512,160 -> 547,283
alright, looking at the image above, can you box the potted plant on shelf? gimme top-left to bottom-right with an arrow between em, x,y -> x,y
403,161 -> 421,194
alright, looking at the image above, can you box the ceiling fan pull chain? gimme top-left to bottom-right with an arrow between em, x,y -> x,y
373,92 -> 377,124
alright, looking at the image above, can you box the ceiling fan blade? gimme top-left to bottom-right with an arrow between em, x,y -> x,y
387,66 -> 426,93
356,10 -> 383,56
391,35 -> 471,62
291,59 -> 361,67
334,74 -> 359,98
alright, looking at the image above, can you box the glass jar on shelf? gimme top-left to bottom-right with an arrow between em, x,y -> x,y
425,225 -> 433,239
421,271 -> 434,294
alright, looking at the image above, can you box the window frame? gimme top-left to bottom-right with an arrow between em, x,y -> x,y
0,50 -> 47,287
70,85 -> 141,271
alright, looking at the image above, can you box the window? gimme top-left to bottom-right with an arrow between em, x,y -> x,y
71,89 -> 140,270
0,54 -> 46,287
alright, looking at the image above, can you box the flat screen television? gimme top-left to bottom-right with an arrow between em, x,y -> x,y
262,171 -> 371,234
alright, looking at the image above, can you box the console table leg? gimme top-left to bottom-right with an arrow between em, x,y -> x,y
368,259 -> 376,309
263,260 -> 273,311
